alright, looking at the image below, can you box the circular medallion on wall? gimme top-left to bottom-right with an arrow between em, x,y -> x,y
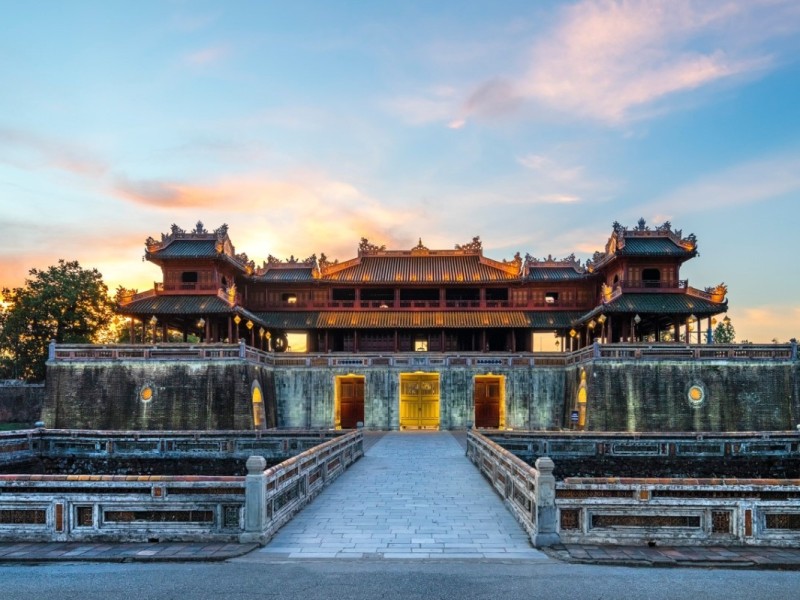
139,384 -> 154,403
687,384 -> 705,407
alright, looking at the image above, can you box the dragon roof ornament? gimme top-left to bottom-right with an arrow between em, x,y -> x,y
524,252 -> 584,270
454,236 -> 482,253
144,221 -> 255,269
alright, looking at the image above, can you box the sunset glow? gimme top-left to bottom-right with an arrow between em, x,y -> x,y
1,1 -> 799,342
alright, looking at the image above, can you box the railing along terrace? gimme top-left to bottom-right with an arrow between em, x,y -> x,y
477,431 -> 800,547
466,430 -> 558,547
482,430 -> 800,465
50,341 -> 798,367
617,279 -> 687,291
0,429 -> 363,543
256,299 -> 589,310
0,470 -> 246,543
242,429 -> 363,543
28,428 -> 347,461
0,430 -> 37,466
556,477 -> 800,547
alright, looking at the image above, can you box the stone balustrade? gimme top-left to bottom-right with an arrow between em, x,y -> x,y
465,429 -> 559,547
49,340 -> 799,369
0,429 -> 363,544
556,477 -> 800,547
479,430 -> 800,547
242,429 -> 363,543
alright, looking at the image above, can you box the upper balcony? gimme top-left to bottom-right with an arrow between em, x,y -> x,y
616,279 -> 688,292
252,298 -> 592,311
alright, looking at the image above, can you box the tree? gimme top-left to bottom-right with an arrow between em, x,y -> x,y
0,260 -> 115,381
713,316 -> 735,344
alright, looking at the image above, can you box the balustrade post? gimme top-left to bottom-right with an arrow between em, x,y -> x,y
791,338 -> 797,361
241,455 -> 267,543
239,338 -> 246,358
48,339 -> 56,361
532,456 -> 560,547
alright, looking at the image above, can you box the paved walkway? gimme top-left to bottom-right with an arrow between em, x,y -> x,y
256,430 -> 548,560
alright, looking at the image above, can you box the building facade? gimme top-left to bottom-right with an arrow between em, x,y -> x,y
119,218 -> 728,354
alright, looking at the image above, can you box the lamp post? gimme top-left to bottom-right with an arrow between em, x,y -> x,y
149,315 -> 158,344
706,317 -> 716,344
632,314 -> 641,342
597,314 -> 607,344
233,314 -> 241,342
197,318 -> 205,343
569,328 -> 577,352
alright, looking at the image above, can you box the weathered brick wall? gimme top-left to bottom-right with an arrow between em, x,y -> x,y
43,357 -> 798,432
0,381 -> 45,425
568,361 -> 799,432
272,366 -> 564,430
42,362 -> 276,430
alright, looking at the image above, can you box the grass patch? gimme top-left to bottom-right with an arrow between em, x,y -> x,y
0,423 -> 28,431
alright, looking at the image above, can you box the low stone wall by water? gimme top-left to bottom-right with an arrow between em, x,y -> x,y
470,430 -> 800,548
0,429 -> 362,543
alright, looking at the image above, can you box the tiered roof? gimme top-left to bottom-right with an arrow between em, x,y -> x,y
587,218 -> 697,270
145,221 -> 254,272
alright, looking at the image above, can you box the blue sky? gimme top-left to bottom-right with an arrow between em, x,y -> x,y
1,0 -> 799,342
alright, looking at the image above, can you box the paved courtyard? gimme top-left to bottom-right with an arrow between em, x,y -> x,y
257,430 -> 549,559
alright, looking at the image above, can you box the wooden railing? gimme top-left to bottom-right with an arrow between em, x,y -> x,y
466,430 -> 558,547
618,279 -> 687,291
253,299 -> 589,310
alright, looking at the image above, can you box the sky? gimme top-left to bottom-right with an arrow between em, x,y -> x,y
1,0 -> 799,343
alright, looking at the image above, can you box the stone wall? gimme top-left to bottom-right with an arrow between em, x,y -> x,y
569,361 -> 800,432
43,362 -> 276,431
0,381 -> 45,425
273,365 -> 564,430
43,354 -> 800,432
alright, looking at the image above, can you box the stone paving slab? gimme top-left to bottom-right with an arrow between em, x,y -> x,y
256,430 -> 549,560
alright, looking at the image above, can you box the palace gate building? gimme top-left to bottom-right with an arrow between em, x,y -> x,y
88,218 -> 742,432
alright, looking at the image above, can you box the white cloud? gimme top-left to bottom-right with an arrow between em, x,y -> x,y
451,0 -> 799,124
517,154 -> 586,185
644,152 -> 800,215
520,0 -> 780,122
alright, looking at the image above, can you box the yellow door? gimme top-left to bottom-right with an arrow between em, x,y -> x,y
399,373 -> 440,429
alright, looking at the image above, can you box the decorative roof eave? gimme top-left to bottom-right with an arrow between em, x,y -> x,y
144,221 -> 254,274
523,252 -> 587,277
586,218 -> 698,271
254,253 -> 321,279
573,293 -> 729,326
116,292 -> 269,329
318,236 -> 523,279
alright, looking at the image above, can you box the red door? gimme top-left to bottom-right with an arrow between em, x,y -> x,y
339,377 -> 365,429
474,378 -> 501,428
